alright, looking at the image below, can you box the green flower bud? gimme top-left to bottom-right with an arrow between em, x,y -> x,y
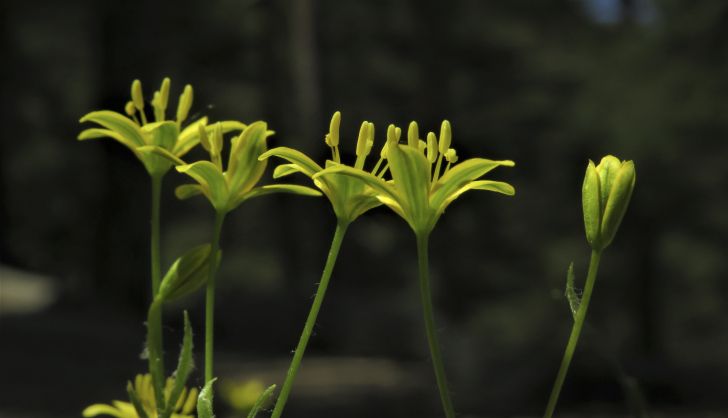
131,79 -> 144,111
157,244 -> 216,302
582,156 -> 636,251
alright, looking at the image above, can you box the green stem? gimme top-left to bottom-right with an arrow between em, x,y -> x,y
148,174 -> 165,409
543,250 -> 603,418
270,221 -> 349,418
205,211 -> 226,384
416,233 -> 456,418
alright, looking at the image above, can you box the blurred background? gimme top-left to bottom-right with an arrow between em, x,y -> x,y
1,0 -> 727,417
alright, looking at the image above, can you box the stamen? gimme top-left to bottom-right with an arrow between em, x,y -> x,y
176,84 -> 193,124
131,80 -> 147,125
407,121 -> 419,148
438,120 -> 451,154
426,132 -> 438,163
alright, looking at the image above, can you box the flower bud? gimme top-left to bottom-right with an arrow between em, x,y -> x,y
582,156 -> 636,251
157,244 -> 216,302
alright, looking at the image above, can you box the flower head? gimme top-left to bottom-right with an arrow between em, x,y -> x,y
173,121 -> 321,214
79,78 -> 245,177
582,155 -> 636,251
259,111 -> 388,225
82,374 -> 197,418
316,120 -> 515,236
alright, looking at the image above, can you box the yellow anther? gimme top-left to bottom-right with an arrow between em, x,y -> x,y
198,123 -> 211,151
407,121 -> 419,148
386,124 -> 398,144
356,121 -> 370,157
124,101 -> 135,116
328,111 -> 341,147
438,120 -> 451,154
426,132 -> 438,163
131,79 -> 144,111
418,139 -> 427,152
159,77 -> 171,110
176,84 -> 193,123
444,147 -> 458,163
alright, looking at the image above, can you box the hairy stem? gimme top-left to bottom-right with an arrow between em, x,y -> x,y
205,211 -> 226,384
270,221 -> 348,418
148,174 -> 165,409
416,233 -> 456,418
543,250 -> 603,418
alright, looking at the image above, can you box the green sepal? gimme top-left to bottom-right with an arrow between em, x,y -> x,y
582,160 -> 601,249
161,311 -> 195,418
600,160 -> 636,249
157,244 -> 217,302
246,384 -> 276,418
126,381 -> 150,418
595,155 -> 622,210
79,110 -> 147,147
197,378 -> 217,418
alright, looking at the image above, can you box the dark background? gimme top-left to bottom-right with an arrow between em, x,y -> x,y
1,0 -> 727,417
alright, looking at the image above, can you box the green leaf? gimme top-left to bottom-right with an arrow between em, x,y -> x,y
565,262 -> 580,320
430,158 -> 515,211
161,312 -> 195,418
259,146 -> 324,177
78,128 -> 140,153
226,121 -> 269,196
197,378 -> 217,418
246,384 -> 276,418
600,160 -> 636,249
231,184 -> 322,210
126,381 -> 150,418
582,160 -> 602,249
176,161 -> 229,212
157,245 -> 214,302
79,110 -> 147,147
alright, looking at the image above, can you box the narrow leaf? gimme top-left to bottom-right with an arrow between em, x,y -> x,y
161,312 -> 195,418
127,381 -> 150,418
565,262 -> 580,320
246,384 -> 276,418
197,378 -> 217,418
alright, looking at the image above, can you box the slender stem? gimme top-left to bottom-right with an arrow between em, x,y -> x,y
204,211 -> 226,384
543,250 -> 603,418
416,233 -> 456,418
270,221 -> 349,418
148,174 -> 165,408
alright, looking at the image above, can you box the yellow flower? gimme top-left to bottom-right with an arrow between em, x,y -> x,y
316,120 -> 515,236
170,121 -> 321,214
79,78 -> 245,177
259,111 -> 387,225
82,374 -> 197,418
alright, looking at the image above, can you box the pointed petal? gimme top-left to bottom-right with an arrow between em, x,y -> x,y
175,184 -> 205,200
197,379 -> 217,418
176,161 -> 228,211
259,146 -> 323,177
138,145 -> 186,166
226,121 -> 269,195
79,110 -> 147,147
435,179 -> 515,215
78,128 -> 140,152
430,158 -> 514,210
142,121 -> 179,151
272,163 -> 304,179
386,143 -> 431,228
230,184 -> 321,209
315,165 -> 404,219
82,404 -> 124,418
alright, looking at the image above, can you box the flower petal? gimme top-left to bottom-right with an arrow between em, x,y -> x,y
79,110 -> 147,147
386,143 -> 431,230
259,146 -> 323,177
142,121 -> 179,151
230,184 -> 321,210
82,404 -> 125,418
176,161 -> 228,211
226,121 -> 269,195
435,179 -> 515,216
174,119 -> 246,157
78,128 -> 140,152
175,184 -> 204,200
137,145 -> 186,166
430,158 -> 514,211
315,165 -> 404,219
272,163 -> 304,179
